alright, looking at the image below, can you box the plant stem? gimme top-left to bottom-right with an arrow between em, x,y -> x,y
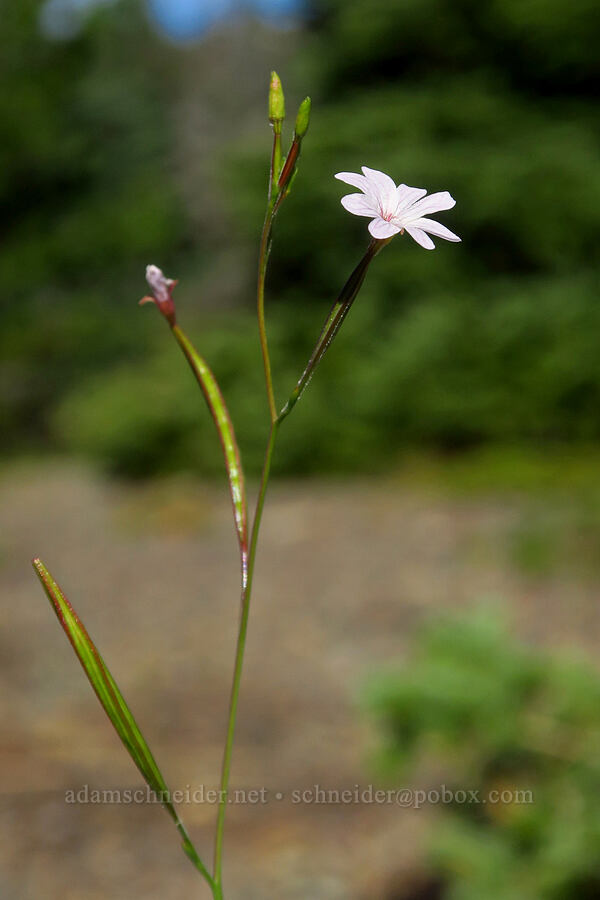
212,420 -> 280,897
213,126 -> 290,895
270,128 -> 282,201
176,818 -> 215,890
279,239 -> 386,421
212,237 -> 388,895
257,211 -> 277,423
258,122 -> 292,425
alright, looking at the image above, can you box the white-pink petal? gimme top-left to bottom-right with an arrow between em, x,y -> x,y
405,191 -> 456,219
411,217 -> 461,243
404,226 -> 436,250
395,184 -> 427,211
361,166 -> 398,204
335,171 -> 371,192
341,193 -> 379,217
336,168 -> 459,251
368,217 -> 402,240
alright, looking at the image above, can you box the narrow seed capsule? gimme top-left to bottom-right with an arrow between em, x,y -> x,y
268,71 -> 285,128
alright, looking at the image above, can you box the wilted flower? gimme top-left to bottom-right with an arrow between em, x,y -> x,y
335,166 -> 460,249
140,264 -> 177,325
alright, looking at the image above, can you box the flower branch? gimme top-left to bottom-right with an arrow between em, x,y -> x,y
170,324 -> 249,574
142,266 -> 248,575
278,238 -> 387,422
258,74 -> 312,423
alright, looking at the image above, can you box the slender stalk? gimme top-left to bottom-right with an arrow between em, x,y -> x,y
212,237 -> 388,896
258,121 -> 298,425
277,137 -> 299,192
257,211 -> 278,423
270,128 -> 282,201
212,109 -> 383,896
213,421 -> 280,896
177,818 -> 215,890
279,239 -> 387,421
213,123 -> 290,895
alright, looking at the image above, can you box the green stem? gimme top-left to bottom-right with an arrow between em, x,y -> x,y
258,125 -> 294,425
270,127 -> 282,200
213,127 -> 291,895
257,211 -> 277,423
212,237 -> 387,895
212,421 -> 280,896
279,239 -> 386,421
177,818 -> 215,890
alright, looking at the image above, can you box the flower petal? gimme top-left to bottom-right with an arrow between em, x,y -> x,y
335,171 -> 371,192
361,166 -> 398,205
411,217 -> 461,242
395,184 -> 427,211
404,191 -> 456,220
368,217 -> 402,240
404,226 -> 436,250
341,193 -> 379,217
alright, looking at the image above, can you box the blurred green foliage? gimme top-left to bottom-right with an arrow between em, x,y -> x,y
0,0 -> 188,451
2,0 -> 600,476
223,0 -> 600,469
366,612 -> 600,899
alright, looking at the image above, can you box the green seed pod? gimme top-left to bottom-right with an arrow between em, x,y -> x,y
268,71 -> 285,126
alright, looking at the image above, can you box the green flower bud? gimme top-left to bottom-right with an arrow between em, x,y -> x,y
294,97 -> 311,139
268,71 -> 285,126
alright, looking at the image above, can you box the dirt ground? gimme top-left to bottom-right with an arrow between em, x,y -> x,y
1,461 -> 599,899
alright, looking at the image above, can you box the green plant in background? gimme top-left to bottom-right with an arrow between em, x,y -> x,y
33,74 -> 460,897
224,0 -> 600,463
366,611 -> 600,899
0,0 -> 187,452
4,0 -> 600,480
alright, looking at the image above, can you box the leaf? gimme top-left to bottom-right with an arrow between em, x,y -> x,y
171,325 -> 248,563
32,557 -> 213,886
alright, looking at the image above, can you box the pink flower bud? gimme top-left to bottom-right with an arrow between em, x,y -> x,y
140,264 -> 177,326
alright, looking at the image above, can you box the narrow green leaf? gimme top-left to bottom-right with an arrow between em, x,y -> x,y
32,558 -> 213,887
171,325 -> 248,562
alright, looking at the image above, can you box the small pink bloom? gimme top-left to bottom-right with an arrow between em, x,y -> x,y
140,264 -> 177,326
335,166 -> 460,250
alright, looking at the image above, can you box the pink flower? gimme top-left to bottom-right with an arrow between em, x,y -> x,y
335,166 -> 460,250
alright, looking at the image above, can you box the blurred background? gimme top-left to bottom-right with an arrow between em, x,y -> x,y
2,0 -> 600,897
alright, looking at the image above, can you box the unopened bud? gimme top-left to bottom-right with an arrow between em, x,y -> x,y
277,96 -> 311,193
294,97 -> 311,139
268,71 -> 285,127
140,264 -> 177,326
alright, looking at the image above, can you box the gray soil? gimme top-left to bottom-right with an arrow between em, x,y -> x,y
1,462 -> 598,899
